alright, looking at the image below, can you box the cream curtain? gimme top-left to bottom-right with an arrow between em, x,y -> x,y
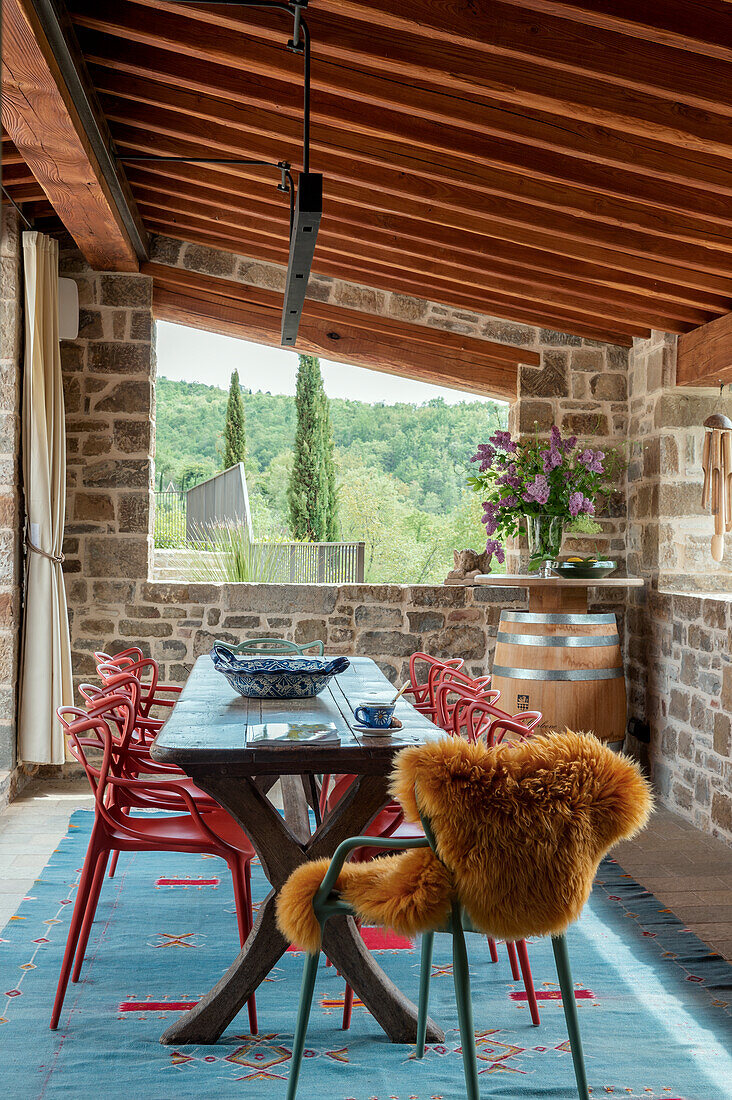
18,232 -> 73,764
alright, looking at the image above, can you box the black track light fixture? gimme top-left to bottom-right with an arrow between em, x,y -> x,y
117,0 -> 321,347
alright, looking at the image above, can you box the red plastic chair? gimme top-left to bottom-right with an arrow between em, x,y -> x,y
51,695 -> 258,1034
80,671 -> 219,880
402,653 -> 465,716
95,651 -> 183,724
434,676 -> 541,743
318,659 -> 492,819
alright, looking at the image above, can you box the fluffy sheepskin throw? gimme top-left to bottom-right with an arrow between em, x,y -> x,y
276,731 -> 652,954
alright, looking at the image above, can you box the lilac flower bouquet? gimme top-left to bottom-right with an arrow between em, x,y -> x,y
468,426 -> 623,572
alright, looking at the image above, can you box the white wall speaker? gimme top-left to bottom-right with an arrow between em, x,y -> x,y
58,277 -> 79,340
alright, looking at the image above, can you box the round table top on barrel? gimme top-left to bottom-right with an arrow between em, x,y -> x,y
474,573 -> 644,613
475,574 -> 645,589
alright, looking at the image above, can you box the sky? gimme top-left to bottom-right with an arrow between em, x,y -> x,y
156,320 -> 499,406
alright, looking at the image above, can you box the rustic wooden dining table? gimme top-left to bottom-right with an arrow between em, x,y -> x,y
150,654 -> 445,1047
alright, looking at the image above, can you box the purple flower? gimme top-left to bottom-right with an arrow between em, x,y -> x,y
541,447 -> 563,474
568,492 -> 583,517
470,443 -> 497,472
569,492 -> 595,517
500,494 -> 519,509
551,425 -> 577,454
496,462 -> 521,491
489,430 -> 517,454
481,500 -> 499,535
578,448 -> 605,474
486,538 -> 506,564
524,474 -> 550,505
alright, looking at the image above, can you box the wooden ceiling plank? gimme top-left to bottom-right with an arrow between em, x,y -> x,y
677,312 -> 732,387
72,7 -> 732,190
310,0 -> 732,114
102,95 -> 732,283
145,219 -> 637,347
134,191 -> 709,332
3,181 -> 48,201
122,158 -> 732,313
85,55 -> 732,246
482,0 -> 732,64
100,0 -> 732,146
1,0 -> 141,270
130,168 -> 721,323
115,126 -> 732,303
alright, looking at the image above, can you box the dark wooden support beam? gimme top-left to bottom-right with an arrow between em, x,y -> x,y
1,0 -> 146,269
677,312 -> 732,387
144,262 -> 535,400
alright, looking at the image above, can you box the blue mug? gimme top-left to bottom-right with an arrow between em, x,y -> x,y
353,703 -> 395,729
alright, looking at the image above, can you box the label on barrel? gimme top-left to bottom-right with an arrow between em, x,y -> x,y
516,693 -> 530,711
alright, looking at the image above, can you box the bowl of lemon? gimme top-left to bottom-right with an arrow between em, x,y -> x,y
551,556 -> 617,579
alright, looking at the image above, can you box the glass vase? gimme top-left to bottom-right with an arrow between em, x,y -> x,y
525,514 -> 564,577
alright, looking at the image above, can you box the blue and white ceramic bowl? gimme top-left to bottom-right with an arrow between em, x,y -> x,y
210,643 -> 350,699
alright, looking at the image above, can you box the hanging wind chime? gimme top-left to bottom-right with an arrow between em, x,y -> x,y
701,389 -> 732,562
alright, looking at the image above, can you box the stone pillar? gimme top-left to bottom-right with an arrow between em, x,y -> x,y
58,251 -> 155,676
506,332 -> 629,572
625,331 -> 732,842
0,207 -> 22,777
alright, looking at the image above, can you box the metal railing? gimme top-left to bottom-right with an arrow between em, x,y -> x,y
153,493 -> 365,582
153,490 -> 186,547
285,541 -> 365,583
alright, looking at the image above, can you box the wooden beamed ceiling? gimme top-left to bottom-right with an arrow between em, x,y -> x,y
3,0 -> 732,367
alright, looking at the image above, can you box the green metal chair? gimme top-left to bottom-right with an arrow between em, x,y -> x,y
214,637 -> 325,657
284,818 -> 589,1100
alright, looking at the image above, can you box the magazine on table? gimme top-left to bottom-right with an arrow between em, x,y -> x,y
246,721 -> 341,746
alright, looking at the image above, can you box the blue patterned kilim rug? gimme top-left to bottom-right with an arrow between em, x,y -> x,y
2,809 -> 731,1099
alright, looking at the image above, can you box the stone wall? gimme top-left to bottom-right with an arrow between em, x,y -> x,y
59,252 -> 155,633
69,580 -> 526,689
0,207 -> 23,783
625,331 -> 732,843
508,336 -> 629,569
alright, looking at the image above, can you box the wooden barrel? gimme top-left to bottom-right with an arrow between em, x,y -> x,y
492,610 -> 626,744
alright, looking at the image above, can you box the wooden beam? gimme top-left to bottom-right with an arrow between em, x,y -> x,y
144,262 -> 528,400
132,187 -> 709,333
84,0 -> 732,159
677,312 -> 732,387
122,157 -> 732,314
1,0 -> 145,269
84,50 -> 732,243
128,167 -> 718,326
102,98 -> 732,286
73,6 -> 732,193
99,80 -> 732,276
314,0 -> 732,115
495,1 -> 732,64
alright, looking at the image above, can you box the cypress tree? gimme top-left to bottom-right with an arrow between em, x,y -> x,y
222,369 -> 246,469
288,354 -> 338,541
322,385 -> 339,541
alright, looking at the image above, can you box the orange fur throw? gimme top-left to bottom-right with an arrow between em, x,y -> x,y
276,731 -> 652,954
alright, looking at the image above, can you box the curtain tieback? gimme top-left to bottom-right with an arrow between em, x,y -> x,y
26,534 -> 65,566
